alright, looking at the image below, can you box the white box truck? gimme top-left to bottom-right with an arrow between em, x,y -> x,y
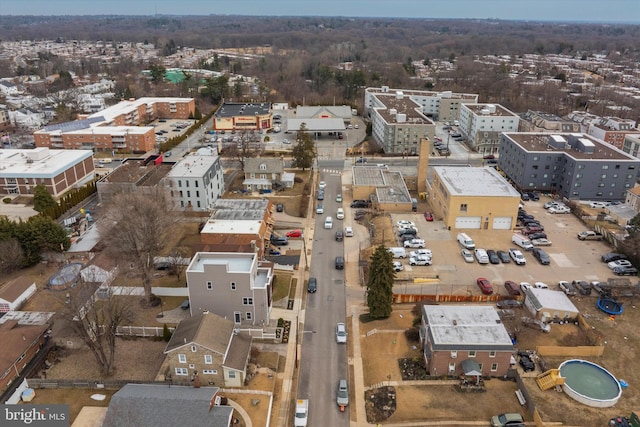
294,399 -> 309,427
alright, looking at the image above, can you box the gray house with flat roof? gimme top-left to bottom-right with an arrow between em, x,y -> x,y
186,252 -> 273,326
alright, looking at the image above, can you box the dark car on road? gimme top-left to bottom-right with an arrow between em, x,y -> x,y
572,280 -> 592,295
532,248 -> 551,265
601,253 -> 627,263
504,281 -> 521,297
307,277 -> 317,293
335,231 -> 343,242
497,251 -> 511,263
398,228 -> 418,237
528,232 -> 547,240
613,266 -> 638,276
487,250 -> 501,264
271,236 -> 289,246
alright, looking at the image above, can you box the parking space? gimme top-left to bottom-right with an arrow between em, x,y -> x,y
390,195 -> 616,296
152,119 -> 195,145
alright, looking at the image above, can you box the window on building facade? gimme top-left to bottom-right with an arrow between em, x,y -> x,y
460,204 -> 467,212
448,363 -> 455,372
178,354 -> 187,363
231,282 -> 236,290
468,350 -> 476,357
229,371 -> 236,378
246,312 -> 252,320
450,350 -> 457,358
242,297 -> 253,305
175,367 -> 188,376
207,281 -> 213,290
202,369 -> 217,375
491,363 -> 498,372
204,355 -> 212,364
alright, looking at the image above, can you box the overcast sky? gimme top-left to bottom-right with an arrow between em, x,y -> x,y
0,0 -> 637,23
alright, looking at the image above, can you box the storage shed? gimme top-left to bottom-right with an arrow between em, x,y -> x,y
523,288 -> 579,322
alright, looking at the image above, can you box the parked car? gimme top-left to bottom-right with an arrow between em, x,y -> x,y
317,190 -> 324,201
335,231 -> 343,242
474,248 -> 489,264
497,299 -> 522,309
410,249 -> 432,258
519,354 -> 535,373
337,379 -> 349,408
476,277 -> 494,294
461,249 -> 474,263
558,281 -> 576,296
392,261 -> 404,272
398,228 -> 418,237
397,220 -> 416,228
572,280 -> 592,295
180,299 -> 190,310
354,210 -> 366,221
509,248 -> 526,265
335,194 -> 342,202
271,236 -> 289,246
404,239 -> 426,248
504,281 -> 522,297
316,204 -> 324,214
548,205 -> 570,214
286,229 -> 303,238
602,253 -> 627,263
531,238 -> 552,246
613,266 -> 638,276
487,249 -> 500,264
318,181 -> 326,189
307,277 -> 317,293
483,154 -> 495,160
424,211 -> 434,221
268,248 -> 281,256
528,192 -> 540,201
522,225 -> 544,234
409,255 -> 432,266
335,323 -> 347,343
532,247 -> 551,265
350,200 -> 369,208
497,250 -> 511,263
276,203 -> 284,212
608,259 -> 633,270
528,232 -> 547,240
520,193 -> 530,201
534,281 -> 549,289
344,226 -> 354,237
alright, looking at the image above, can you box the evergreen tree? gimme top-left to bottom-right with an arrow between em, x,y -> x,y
33,184 -> 57,212
366,245 -> 395,319
291,123 -> 316,171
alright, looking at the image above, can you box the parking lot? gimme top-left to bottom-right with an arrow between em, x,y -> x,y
390,195 -> 616,296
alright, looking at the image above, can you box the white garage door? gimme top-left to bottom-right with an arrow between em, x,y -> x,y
455,216 -> 482,229
492,217 -> 513,230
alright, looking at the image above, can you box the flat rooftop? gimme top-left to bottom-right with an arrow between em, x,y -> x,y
504,132 -> 636,161
100,158 -> 173,186
166,155 -> 218,178
0,148 -> 92,178
210,199 -> 269,221
374,94 -> 433,125
188,252 -> 255,273
464,103 -> 516,117
214,102 -> 271,118
89,97 -> 193,122
434,166 -> 521,198
423,305 -> 513,349
367,87 -> 478,100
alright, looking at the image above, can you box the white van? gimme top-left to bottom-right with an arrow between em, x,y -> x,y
336,208 -> 344,220
457,233 -> 475,250
388,247 -> 407,259
324,216 -> 334,229
512,234 -> 533,251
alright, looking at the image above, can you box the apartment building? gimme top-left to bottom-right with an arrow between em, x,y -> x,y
585,117 -> 639,149
518,110 -> 581,133
34,97 -> 195,152
499,132 -> 640,201
364,87 -> 478,122
365,89 -> 435,154
185,252 -> 274,326
458,103 -> 519,156
163,152 -> 224,211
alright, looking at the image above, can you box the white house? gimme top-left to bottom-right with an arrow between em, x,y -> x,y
163,151 -> 225,211
523,288 -> 579,322
0,277 -> 37,312
458,103 -> 519,156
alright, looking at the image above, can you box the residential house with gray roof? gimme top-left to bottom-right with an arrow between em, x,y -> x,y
243,157 -> 293,192
160,312 -> 252,387
102,384 -> 234,427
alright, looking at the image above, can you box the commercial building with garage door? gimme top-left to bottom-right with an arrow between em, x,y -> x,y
427,166 -> 520,230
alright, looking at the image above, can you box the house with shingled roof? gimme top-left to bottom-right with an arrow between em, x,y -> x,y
160,312 -> 252,387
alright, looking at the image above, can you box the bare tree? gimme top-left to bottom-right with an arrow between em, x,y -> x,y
0,238 -> 25,273
61,275 -> 135,376
99,189 -> 179,306
167,248 -> 187,282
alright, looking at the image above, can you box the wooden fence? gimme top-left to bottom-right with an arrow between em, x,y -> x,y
27,378 -> 192,390
393,293 -> 502,304
115,325 -> 175,337
536,345 -> 605,357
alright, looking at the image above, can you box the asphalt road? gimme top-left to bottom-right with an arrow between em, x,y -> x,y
297,146 -> 350,426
